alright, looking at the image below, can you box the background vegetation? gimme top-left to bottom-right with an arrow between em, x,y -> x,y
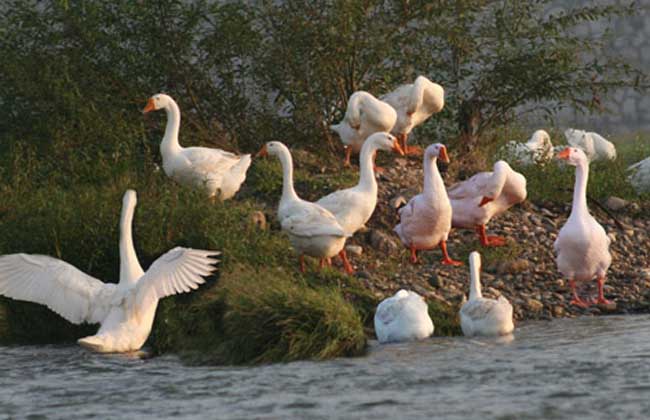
0,0 -> 647,362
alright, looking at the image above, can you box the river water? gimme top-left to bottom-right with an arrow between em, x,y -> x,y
2,315 -> 650,419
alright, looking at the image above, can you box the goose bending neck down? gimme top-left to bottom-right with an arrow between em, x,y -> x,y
143,94 -> 251,200
554,147 -> 612,308
374,289 -> 434,344
0,190 -> 220,353
460,252 -> 514,337
257,142 -> 349,273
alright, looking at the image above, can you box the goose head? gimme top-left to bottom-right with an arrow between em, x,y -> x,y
424,143 -> 450,163
255,141 -> 290,159
365,132 -> 405,155
556,146 -> 588,166
142,93 -> 174,113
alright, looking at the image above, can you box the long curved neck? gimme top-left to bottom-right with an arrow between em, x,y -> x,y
278,150 -> 299,203
357,142 -> 378,192
161,101 -> 183,158
571,161 -> 590,217
119,203 -> 144,287
469,258 -> 482,300
423,156 -> 445,198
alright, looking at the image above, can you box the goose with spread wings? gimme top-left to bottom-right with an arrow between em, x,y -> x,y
0,190 -> 220,353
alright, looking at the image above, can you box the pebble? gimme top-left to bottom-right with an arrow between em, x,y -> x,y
605,196 -> 628,211
526,298 -> 544,312
250,211 -> 267,230
346,245 -> 363,256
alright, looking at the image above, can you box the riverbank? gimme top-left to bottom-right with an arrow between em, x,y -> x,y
0,137 -> 649,364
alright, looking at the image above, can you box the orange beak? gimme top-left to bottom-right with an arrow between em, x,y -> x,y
556,147 -> 571,160
255,144 -> 268,158
142,98 -> 156,114
439,146 -> 450,164
392,139 -> 405,156
479,196 -> 493,207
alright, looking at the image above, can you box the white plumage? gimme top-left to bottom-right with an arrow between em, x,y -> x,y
0,190 -> 220,353
259,141 -> 349,272
330,91 -> 397,166
628,157 -> 650,193
143,94 -> 251,200
500,129 -> 553,165
460,252 -> 514,337
564,128 -> 617,162
554,147 -> 612,307
381,75 -> 444,153
374,289 -> 434,344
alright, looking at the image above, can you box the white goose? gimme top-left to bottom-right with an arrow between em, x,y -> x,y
374,289 -> 434,344
143,94 -> 251,200
628,157 -> 650,193
555,147 -> 612,307
257,142 -> 349,272
394,143 -> 461,265
331,91 -> 397,166
381,75 -> 445,154
317,132 -> 404,272
0,190 -> 219,353
564,128 -> 617,162
501,129 -> 554,165
460,252 -> 514,337
448,161 -> 527,247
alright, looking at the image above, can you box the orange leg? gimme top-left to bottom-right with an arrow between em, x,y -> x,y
400,133 -> 422,156
299,255 -> 306,273
343,147 -> 352,167
338,250 -> 354,274
409,245 -> 418,264
476,225 -> 506,247
569,280 -> 590,308
439,241 -> 462,266
595,277 -> 612,305
319,258 -> 327,269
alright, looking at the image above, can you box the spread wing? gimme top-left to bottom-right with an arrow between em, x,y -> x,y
0,254 -> 116,324
134,247 -> 220,319
281,204 -> 347,238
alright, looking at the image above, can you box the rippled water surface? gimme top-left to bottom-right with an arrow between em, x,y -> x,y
2,315 -> 650,419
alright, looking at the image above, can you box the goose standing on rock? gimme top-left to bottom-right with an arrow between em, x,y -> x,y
317,132 -> 404,272
555,147 -> 612,308
448,161 -> 527,247
143,94 -> 251,200
374,289 -> 434,344
381,76 -> 445,155
330,91 -> 397,167
460,252 -> 514,337
257,142 -> 349,273
0,190 -> 220,353
394,143 -> 462,265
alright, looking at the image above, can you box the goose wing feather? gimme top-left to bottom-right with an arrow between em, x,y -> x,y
0,254 -> 116,324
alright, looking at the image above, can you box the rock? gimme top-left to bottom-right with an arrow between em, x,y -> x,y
526,298 -> 544,312
250,211 -> 267,230
428,274 -> 444,288
345,245 -> 363,256
605,196 -> 628,211
355,271 -> 371,280
641,269 -> 650,280
389,195 -> 408,210
596,301 -> 617,312
368,229 -> 399,254
498,259 -> 530,274
552,305 -> 565,317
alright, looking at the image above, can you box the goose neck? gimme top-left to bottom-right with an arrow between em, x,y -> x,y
358,142 -> 378,192
469,257 -> 482,300
571,161 -> 590,217
423,156 -> 445,197
161,101 -> 183,158
277,150 -> 299,203
119,203 -> 144,286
